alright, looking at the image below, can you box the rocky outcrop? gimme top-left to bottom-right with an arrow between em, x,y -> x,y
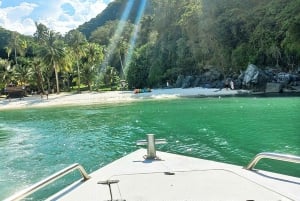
265,83 -> 283,93
182,76 -> 194,88
175,75 -> 184,88
173,64 -> 300,93
242,64 -> 269,90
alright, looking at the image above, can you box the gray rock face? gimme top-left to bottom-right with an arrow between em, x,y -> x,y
265,82 -> 283,93
172,64 -> 299,93
182,76 -> 194,88
175,75 -> 184,88
243,64 -> 259,86
277,72 -> 291,84
203,69 -> 222,82
242,64 -> 268,89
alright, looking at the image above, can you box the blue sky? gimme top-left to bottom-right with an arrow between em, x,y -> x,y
0,0 -> 113,35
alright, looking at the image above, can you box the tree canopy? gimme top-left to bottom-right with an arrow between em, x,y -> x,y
0,0 -> 299,92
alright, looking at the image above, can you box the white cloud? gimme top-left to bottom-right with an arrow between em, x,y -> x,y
0,2 -> 37,35
0,0 -> 111,36
49,0 -> 109,34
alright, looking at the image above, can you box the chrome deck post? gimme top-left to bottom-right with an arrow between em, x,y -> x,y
97,180 -> 120,201
147,134 -> 156,158
137,134 -> 167,159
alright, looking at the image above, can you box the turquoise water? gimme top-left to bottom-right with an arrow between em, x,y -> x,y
0,97 -> 299,200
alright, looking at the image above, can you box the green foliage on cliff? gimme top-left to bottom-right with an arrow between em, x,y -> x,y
0,0 -> 299,91
77,0 -> 152,38
78,0 -> 300,88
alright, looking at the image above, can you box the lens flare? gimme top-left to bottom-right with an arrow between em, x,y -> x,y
123,0 -> 147,77
99,0 -> 147,81
100,0 -> 135,71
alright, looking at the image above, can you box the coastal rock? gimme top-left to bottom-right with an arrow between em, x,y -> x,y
277,72 -> 291,84
182,76 -> 194,88
192,77 -> 201,87
175,75 -> 184,88
233,79 -> 243,89
265,82 -> 283,93
172,64 -> 299,93
203,69 -> 222,82
242,64 -> 268,89
197,68 -> 223,88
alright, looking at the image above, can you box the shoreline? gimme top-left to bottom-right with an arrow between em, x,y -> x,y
0,87 -> 285,111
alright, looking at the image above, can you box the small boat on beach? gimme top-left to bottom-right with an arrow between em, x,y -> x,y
4,134 -> 300,201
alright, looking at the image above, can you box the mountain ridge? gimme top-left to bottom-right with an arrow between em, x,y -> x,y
77,0 -> 152,38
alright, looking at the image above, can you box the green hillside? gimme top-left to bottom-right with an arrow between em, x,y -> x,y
77,0 -> 153,38
1,0 -> 299,93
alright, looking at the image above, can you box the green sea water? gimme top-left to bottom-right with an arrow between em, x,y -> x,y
0,97 -> 299,200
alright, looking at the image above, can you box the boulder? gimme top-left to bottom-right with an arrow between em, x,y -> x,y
203,69 -> 222,82
265,82 -> 283,93
192,77 -> 201,87
242,64 -> 268,89
182,76 -> 194,88
277,72 -> 291,84
175,75 -> 184,88
196,68 -> 223,88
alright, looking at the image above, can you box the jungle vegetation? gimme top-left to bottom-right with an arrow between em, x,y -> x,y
0,0 -> 299,92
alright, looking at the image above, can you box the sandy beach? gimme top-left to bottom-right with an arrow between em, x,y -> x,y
0,88 -> 249,110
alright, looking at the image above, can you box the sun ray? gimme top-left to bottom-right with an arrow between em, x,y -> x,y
123,0 -> 147,77
100,0 -> 135,71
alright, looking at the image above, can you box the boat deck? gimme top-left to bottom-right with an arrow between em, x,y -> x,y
47,149 -> 300,201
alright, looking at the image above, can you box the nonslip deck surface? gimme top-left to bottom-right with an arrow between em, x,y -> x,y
47,149 -> 300,201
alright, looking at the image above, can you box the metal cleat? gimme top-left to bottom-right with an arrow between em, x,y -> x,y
136,134 -> 167,159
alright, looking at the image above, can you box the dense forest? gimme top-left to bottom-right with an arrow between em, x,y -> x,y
0,0 -> 299,94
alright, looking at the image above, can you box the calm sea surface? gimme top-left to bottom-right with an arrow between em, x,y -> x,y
0,97 -> 299,200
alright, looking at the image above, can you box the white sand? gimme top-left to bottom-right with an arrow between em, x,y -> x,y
0,88 -> 249,110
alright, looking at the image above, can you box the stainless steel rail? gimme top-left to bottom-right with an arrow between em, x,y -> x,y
5,163 -> 91,201
246,152 -> 300,170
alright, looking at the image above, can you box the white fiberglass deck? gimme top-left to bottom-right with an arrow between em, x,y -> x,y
47,149 -> 300,201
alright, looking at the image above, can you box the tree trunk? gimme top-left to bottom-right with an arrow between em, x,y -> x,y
34,65 -> 44,93
54,63 -> 60,94
77,60 -> 81,93
66,74 -> 71,91
47,78 -> 51,93
14,48 -> 18,65
119,50 -> 125,79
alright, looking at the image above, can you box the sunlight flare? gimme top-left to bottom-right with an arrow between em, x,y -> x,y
100,0 -> 135,71
123,0 -> 147,77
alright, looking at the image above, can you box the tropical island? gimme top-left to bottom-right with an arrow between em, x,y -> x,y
0,0 -> 300,105
1,1 -> 300,200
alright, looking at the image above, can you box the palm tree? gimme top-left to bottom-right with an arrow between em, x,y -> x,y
0,58 -> 12,88
4,46 -> 12,59
103,66 -> 120,90
81,43 -> 104,91
57,47 -> 73,92
40,31 -> 66,93
31,58 -> 45,93
6,32 -> 27,65
14,58 -> 34,86
34,22 -> 49,45
33,22 -> 50,93
65,30 -> 87,93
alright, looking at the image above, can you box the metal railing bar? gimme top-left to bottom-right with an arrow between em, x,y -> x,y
4,163 -> 91,201
245,152 -> 300,170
